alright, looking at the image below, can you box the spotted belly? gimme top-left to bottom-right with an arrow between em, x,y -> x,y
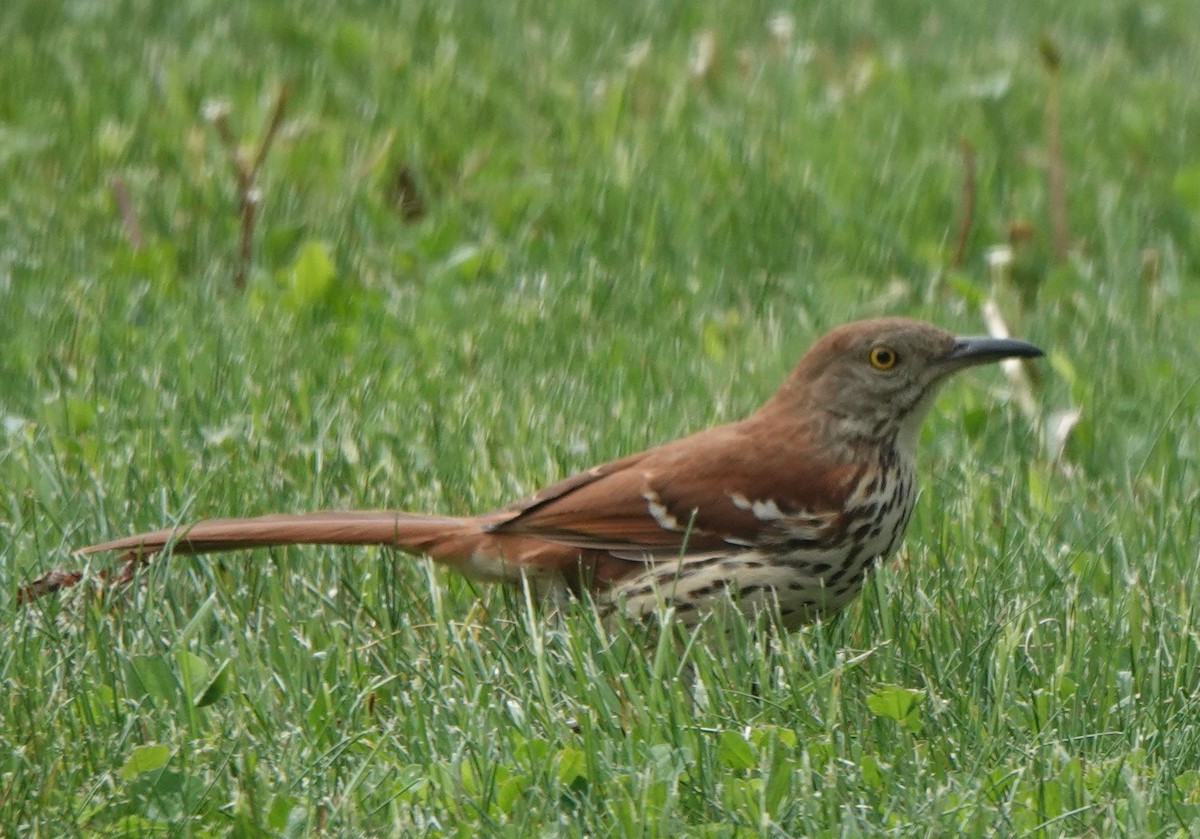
601,461 -> 917,630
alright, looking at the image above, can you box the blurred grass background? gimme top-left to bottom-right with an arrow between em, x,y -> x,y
2,0 -> 1200,834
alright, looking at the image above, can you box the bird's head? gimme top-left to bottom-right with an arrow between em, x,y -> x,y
763,317 -> 1043,456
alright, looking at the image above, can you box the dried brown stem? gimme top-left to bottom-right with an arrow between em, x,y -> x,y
949,137 -> 976,270
206,85 -> 290,289
17,552 -> 148,605
389,164 -> 428,222
1041,37 -> 1069,264
235,189 -> 260,290
252,85 -> 290,176
16,569 -> 83,605
110,176 -> 143,250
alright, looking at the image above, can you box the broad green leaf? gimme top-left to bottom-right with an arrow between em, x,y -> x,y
119,743 -> 170,780
764,748 -> 794,814
866,685 -> 925,723
717,730 -> 755,770
283,240 -> 336,310
860,753 -> 884,790
177,650 -> 209,702
556,747 -> 587,785
496,775 -> 528,814
194,658 -> 233,708
125,655 -> 176,704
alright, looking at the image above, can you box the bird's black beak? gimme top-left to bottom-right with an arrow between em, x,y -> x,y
939,335 -> 1044,370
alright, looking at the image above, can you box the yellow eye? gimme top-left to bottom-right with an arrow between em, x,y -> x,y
869,346 -> 898,370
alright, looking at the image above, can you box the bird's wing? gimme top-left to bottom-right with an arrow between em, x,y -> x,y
489,419 -> 858,558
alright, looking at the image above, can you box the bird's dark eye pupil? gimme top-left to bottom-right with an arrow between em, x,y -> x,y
870,347 -> 897,369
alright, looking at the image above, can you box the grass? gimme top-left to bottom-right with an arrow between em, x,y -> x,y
3,0 -> 1200,834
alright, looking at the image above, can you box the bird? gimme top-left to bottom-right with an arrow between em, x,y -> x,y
40,317 -> 1042,628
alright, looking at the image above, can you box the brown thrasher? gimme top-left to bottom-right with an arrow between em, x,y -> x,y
45,317 -> 1041,628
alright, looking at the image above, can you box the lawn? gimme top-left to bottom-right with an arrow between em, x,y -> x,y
3,0 -> 1200,834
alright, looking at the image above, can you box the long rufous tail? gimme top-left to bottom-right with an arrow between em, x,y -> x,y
78,511 -> 483,561
18,511 -> 556,604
